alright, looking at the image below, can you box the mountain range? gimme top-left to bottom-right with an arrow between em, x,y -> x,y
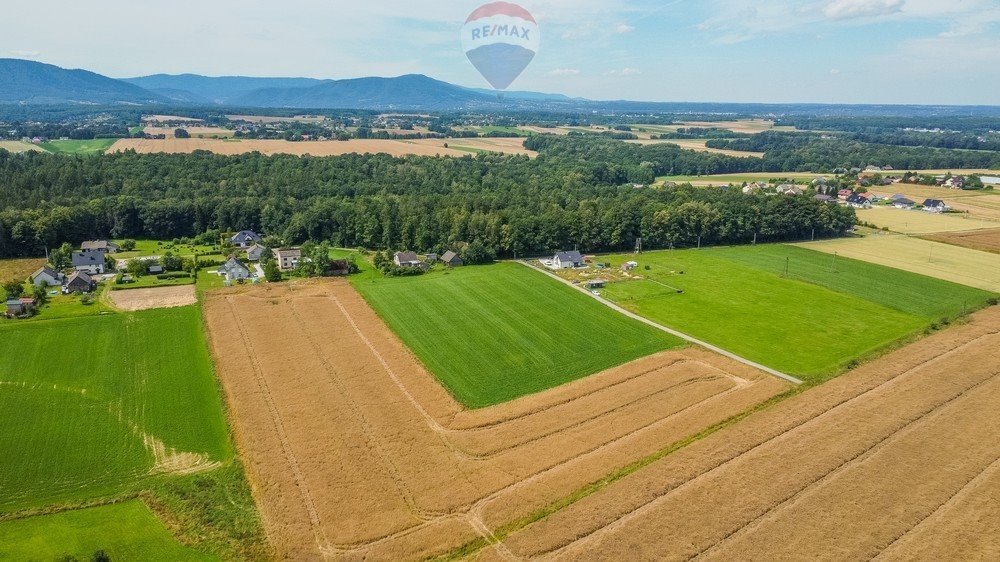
0,59 -> 573,111
2,59 -> 998,117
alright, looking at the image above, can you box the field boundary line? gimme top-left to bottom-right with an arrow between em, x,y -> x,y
516,260 -> 804,385
534,331 -> 999,558
873,454 -> 1000,560
689,371 -> 1000,561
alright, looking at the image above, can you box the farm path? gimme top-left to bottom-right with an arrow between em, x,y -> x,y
517,260 -> 805,385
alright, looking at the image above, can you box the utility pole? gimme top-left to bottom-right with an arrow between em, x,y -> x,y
831,252 -> 838,272
753,232 -> 758,246
785,256 -> 790,277
697,235 -> 701,250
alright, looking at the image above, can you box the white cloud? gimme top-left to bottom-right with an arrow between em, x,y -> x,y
615,23 -> 635,34
823,0 -> 903,21
549,68 -> 581,76
829,68 -> 841,75
606,67 -> 642,76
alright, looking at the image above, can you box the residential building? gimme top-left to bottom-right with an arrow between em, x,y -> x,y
393,251 -> 422,268
246,244 -> 267,262
273,248 -> 302,271
81,240 -> 120,253
553,251 -> 584,269
30,266 -> 64,287
230,230 -> 263,249
72,249 -> 106,275
893,198 -> 916,209
219,256 -> 251,282
846,194 -> 872,209
923,199 -> 949,213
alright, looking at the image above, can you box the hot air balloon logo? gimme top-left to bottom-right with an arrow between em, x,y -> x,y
462,2 -> 539,91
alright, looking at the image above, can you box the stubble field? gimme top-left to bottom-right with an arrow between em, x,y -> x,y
204,280 -> 790,560
477,306 -> 1000,561
923,228 -> 1000,254
855,206 -> 999,234
800,233 -> 1000,293
106,138 -> 534,158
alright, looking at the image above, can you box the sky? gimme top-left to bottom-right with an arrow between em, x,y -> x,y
4,0 -> 999,105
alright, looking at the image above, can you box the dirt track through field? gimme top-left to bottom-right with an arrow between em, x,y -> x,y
204,281 -> 788,560
476,307 -> 1000,561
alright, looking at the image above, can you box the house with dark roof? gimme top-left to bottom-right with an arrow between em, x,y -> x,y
31,266 -> 64,287
230,230 -> 263,249
923,199 -> 949,213
393,251 -> 422,268
219,256 -> 251,282
81,240 -> 120,253
814,194 -> 837,204
64,271 -> 96,293
893,198 -> 916,209
440,251 -> 463,267
553,251 -> 584,269
846,193 -> 872,209
72,249 -> 106,275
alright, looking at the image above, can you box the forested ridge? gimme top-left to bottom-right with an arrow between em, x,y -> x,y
0,140 -> 857,258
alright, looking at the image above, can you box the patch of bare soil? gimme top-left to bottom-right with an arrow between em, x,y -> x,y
203,281 -> 787,560
109,285 -> 197,311
482,307 -> 1000,561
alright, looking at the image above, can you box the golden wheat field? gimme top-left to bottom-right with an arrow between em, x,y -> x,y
799,233 -> 1000,293
855,207 -> 999,234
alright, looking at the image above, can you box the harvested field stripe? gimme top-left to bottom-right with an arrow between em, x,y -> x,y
872,455 -> 1000,560
542,331 -> 997,558
689,371 -> 1000,561
288,299 -> 434,520
225,297 -> 333,556
518,261 -> 804,385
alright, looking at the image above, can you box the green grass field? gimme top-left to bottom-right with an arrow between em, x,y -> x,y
597,245 -> 995,379
353,262 -> 682,408
0,500 -> 213,562
111,274 -> 195,290
38,138 -> 118,155
0,307 -> 232,513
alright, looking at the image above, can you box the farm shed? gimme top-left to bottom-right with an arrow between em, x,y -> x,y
6,297 -> 37,317
64,271 -> 95,293
440,251 -> 463,267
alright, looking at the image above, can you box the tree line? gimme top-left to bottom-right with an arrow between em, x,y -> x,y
0,142 -> 856,259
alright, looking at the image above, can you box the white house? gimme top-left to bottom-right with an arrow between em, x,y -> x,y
922,199 -> 949,213
30,266 -> 64,287
219,257 -> 251,282
553,251 -> 584,269
393,251 -> 422,268
72,249 -> 106,275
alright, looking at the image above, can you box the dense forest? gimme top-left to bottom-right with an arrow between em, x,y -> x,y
0,141 -> 855,259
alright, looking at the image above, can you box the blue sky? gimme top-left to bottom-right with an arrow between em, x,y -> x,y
4,0 -> 999,104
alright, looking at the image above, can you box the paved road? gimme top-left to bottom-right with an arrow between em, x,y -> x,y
518,260 -> 804,386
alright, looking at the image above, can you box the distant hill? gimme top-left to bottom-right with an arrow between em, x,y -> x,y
0,59 -> 166,105
123,74 -> 329,105
233,74 -> 498,110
